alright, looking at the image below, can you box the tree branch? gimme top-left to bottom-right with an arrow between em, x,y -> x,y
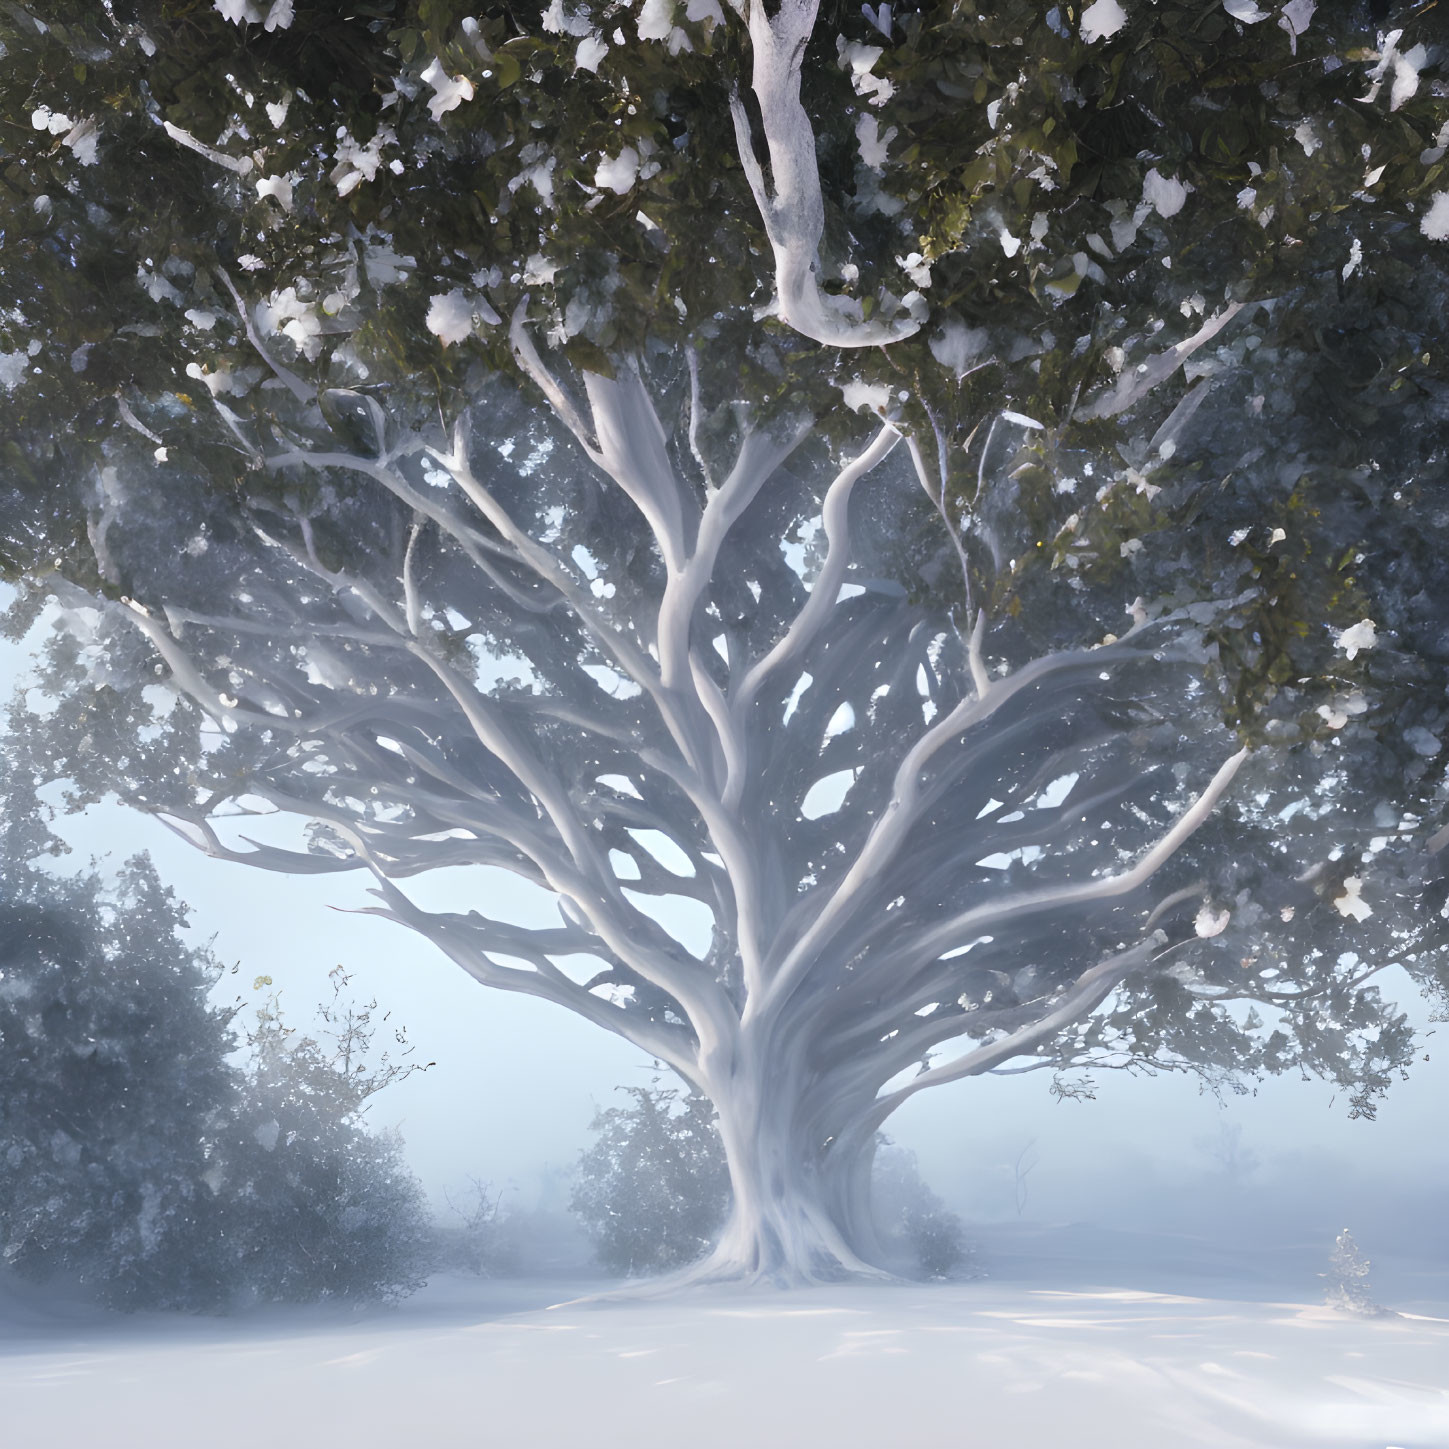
730,0 -> 918,347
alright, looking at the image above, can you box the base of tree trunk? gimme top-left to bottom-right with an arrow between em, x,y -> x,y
548,1253 -> 902,1309
550,1199 -> 901,1307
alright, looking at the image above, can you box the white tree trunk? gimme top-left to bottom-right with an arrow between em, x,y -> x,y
681,1038 -> 893,1285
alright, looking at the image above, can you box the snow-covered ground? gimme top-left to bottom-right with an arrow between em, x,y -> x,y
3,1226 -> 1446,1449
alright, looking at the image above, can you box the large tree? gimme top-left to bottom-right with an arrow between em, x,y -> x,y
2,1 -> 1447,1283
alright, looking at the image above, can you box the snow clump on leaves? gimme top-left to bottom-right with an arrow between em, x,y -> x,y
427,290 -> 481,347
1080,0 -> 1129,44
422,59 -> 475,123
214,0 -> 293,28
1335,619 -> 1378,660
595,148 -> 640,195
1422,193 -> 1449,243
1143,168 -> 1191,219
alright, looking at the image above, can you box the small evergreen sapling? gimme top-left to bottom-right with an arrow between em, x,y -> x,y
1322,1228 -> 1393,1318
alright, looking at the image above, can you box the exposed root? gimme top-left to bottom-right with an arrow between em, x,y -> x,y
546,1249 -> 902,1310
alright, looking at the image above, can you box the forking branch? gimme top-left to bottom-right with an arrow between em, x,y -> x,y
83,248 -> 1265,1285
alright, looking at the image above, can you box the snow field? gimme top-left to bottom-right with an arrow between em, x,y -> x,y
2,1274 -> 1446,1448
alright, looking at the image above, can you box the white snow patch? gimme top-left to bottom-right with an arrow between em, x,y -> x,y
543,0 -> 595,35
1391,43 -> 1429,112
594,147 -> 639,194
62,117 -> 100,166
1334,619 -> 1377,660
1222,0 -> 1269,20
840,379 -> 892,414
637,0 -> 674,41
1142,168 -> 1190,219
1333,876 -> 1372,922
1080,0 -> 1128,43
941,934 -> 992,959
31,106 -> 74,135
839,40 -> 894,105
855,114 -> 893,170
977,846 -> 1044,870
1278,0 -> 1315,50
508,156 -> 556,207
1033,773 -> 1079,810
575,34 -> 609,71
255,173 -> 293,211
0,351 -> 28,392
1421,192 -> 1449,243
138,267 -> 183,305
332,127 -> 394,197
426,290 -> 475,347
3,1271 -> 1449,1446
214,0 -> 292,25
421,58 -> 475,122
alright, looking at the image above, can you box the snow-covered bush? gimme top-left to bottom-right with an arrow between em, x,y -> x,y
434,1178 -> 517,1277
0,763 -> 430,1309
570,1084 -> 732,1276
214,970 -> 433,1305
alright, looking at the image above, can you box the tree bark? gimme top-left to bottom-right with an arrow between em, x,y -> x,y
683,1038 -> 893,1286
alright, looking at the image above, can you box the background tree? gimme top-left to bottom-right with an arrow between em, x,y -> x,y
0,1 -> 1445,1286
223,968 -> 434,1304
0,736 -> 432,1308
869,1143 -> 974,1281
0,753 -> 240,1309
